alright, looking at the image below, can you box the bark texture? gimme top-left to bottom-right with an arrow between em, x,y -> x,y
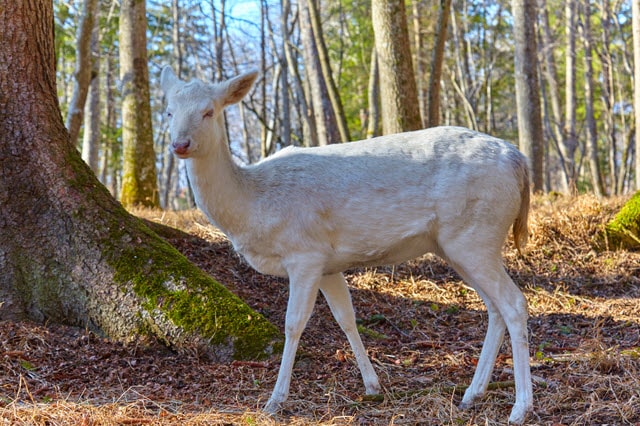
0,0 -> 280,361
372,0 -> 422,135
119,0 -> 159,207
512,0 -> 544,192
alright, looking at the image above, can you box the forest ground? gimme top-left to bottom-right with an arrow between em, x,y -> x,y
1,195 -> 639,425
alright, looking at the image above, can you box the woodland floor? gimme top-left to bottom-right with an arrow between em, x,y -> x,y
1,195 -> 639,425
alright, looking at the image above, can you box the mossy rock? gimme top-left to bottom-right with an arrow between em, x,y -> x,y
601,191 -> 640,250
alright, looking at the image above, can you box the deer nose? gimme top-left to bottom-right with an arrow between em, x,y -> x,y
172,139 -> 191,156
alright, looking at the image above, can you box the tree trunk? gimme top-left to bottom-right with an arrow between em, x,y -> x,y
119,0 -> 159,207
65,0 -> 99,147
307,0 -> 350,142
366,46 -> 380,139
539,1 -> 568,191
81,2 -> 101,175
299,0 -> 341,145
634,0 -> 640,190
427,0 -> 452,128
512,0 -> 544,192
563,0 -> 578,192
580,2 -> 605,198
0,0 -> 279,361
372,0 -> 422,135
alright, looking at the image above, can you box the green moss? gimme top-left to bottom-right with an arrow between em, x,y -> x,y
106,219 -> 281,359
602,191 -> 640,250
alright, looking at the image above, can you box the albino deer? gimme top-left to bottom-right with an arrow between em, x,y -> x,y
160,66 -> 533,424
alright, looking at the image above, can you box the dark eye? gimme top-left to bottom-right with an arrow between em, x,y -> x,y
166,111 -> 173,118
203,109 -> 214,118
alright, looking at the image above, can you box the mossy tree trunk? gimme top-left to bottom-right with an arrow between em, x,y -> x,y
119,0 -> 159,208
603,191 -> 640,250
0,0 -> 280,361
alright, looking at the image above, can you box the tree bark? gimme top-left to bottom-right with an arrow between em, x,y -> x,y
427,0 -> 452,128
634,0 -> 640,190
299,0 -> 341,145
81,2 -> 101,175
65,0 -> 99,146
366,46 -> 380,139
307,0 -> 350,142
511,0 -> 544,192
563,0 -> 578,192
372,0 -> 422,135
119,0 -> 159,207
0,0 -> 279,361
579,2 -> 605,198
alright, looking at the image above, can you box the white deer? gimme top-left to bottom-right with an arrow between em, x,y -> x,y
160,67 -> 534,424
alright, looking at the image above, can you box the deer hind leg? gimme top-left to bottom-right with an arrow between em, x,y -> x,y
264,269 -> 321,413
458,285 -> 506,408
441,243 -> 533,425
319,273 -> 381,395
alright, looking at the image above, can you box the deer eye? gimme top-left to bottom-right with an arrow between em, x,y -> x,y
203,109 -> 214,118
166,111 -> 173,119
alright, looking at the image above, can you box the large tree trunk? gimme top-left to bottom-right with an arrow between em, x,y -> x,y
0,0 -> 279,361
119,0 -> 159,207
512,0 -> 545,192
372,0 -> 422,134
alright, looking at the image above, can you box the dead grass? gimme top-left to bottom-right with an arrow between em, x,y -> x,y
1,195 -> 639,425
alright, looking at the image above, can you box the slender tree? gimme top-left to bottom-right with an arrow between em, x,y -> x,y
427,0 -> 452,128
579,2 -> 605,197
0,0 -> 279,358
299,0 -> 341,145
119,0 -> 159,207
372,0 -> 422,134
634,0 -> 640,190
80,1 -> 101,174
512,0 -> 544,192
65,0 -> 99,146
307,0 -> 350,142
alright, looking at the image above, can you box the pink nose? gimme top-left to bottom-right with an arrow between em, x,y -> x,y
172,139 -> 191,156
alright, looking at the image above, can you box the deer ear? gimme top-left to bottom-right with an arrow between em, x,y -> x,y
161,66 -> 181,93
220,71 -> 258,106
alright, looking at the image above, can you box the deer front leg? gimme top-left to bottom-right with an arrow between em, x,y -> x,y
264,268 -> 320,413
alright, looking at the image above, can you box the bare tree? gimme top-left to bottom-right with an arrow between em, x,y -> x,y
299,0 -> 341,145
512,0 -> 544,192
579,2 -> 605,197
634,0 -> 640,190
372,0 -> 422,134
119,0 -> 159,207
427,0 -> 452,128
366,46 -> 380,138
81,1 -> 101,174
65,0 -> 99,146
307,0 -> 350,142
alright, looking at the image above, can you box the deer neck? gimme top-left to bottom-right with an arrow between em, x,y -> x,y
185,119 -> 252,238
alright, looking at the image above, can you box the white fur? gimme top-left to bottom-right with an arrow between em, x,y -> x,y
161,67 -> 534,424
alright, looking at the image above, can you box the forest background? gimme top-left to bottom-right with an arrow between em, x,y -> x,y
55,0 -> 639,210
